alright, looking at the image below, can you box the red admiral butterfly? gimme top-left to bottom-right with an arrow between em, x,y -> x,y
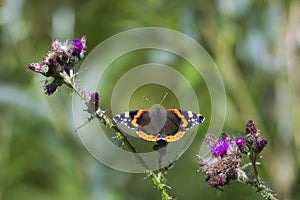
113,105 -> 205,142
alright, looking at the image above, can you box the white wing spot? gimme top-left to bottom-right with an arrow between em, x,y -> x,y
124,112 -> 130,118
188,111 -> 193,118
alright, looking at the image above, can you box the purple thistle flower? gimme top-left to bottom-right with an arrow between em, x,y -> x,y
43,52 -> 61,69
44,82 -> 58,95
199,121 -> 271,193
235,135 -> 249,154
28,63 -> 49,76
235,136 -> 245,147
50,40 -> 72,59
72,36 -> 86,58
199,133 -> 242,189
91,92 -> 99,106
28,36 -> 87,96
210,137 -> 231,156
44,78 -> 64,96
29,36 -> 86,77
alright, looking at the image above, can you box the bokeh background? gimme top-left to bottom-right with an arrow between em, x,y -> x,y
1,0 -> 300,199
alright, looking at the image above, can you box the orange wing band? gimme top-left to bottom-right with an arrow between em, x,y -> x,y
131,110 -> 146,127
165,131 -> 185,142
171,109 -> 188,128
136,130 -> 159,141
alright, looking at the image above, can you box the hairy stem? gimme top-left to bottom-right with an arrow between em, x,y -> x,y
148,171 -> 173,200
238,160 -> 278,200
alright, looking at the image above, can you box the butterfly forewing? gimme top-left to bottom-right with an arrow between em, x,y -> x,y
179,110 -> 205,130
113,110 -> 139,129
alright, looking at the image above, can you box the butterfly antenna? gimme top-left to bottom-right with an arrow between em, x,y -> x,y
159,92 -> 168,105
143,95 -> 153,104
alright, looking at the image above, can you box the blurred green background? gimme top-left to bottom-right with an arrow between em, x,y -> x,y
1,0 -> 300,199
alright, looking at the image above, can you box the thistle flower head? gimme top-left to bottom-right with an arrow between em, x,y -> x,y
253,135 -> 268,153
235,135 -> 249,154
198,120 -> 272,197
72,36 -> 86,58
199,133 -> 242,188
206,132 -> 231,156
245,120 -> 268,153
210,137 -> 231,156
28,63 -> 49,76
44,79 -> 64,96
235,136 -> 245,147
246,120 -> 258,136
28,36 -> 87,95
44,83 -> 58,96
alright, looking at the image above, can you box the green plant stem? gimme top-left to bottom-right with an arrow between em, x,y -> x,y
251,156 -> 278,200
256,182 -> 278,200
148,171 -> 173,200
250,152 -> 258,178
62,71 -> 150,169
95,109 -> 150,169
238,160 -> 278,200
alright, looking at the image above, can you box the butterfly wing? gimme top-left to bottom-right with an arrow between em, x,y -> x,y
114,110 -> 161,141
113,110 -> 150,129
178,110 -> 205,130
162,109 -> 205,142
113,109 -> 205,142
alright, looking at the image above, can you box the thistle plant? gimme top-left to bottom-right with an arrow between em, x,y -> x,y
28,36 -> 173,200
28,36 -> 277,200
198,120 -> 277,200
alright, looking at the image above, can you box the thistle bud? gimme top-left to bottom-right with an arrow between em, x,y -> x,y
235,136 -> 249,154
253,136 -> 268,153
245,120 -> 258,136
85,92 -> 100,113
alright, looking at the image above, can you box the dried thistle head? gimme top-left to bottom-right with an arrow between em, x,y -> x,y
199,133 -> 242,188
28,36 -> 87,95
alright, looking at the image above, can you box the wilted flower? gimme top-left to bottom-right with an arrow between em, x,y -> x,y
206,174 -> 226,188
